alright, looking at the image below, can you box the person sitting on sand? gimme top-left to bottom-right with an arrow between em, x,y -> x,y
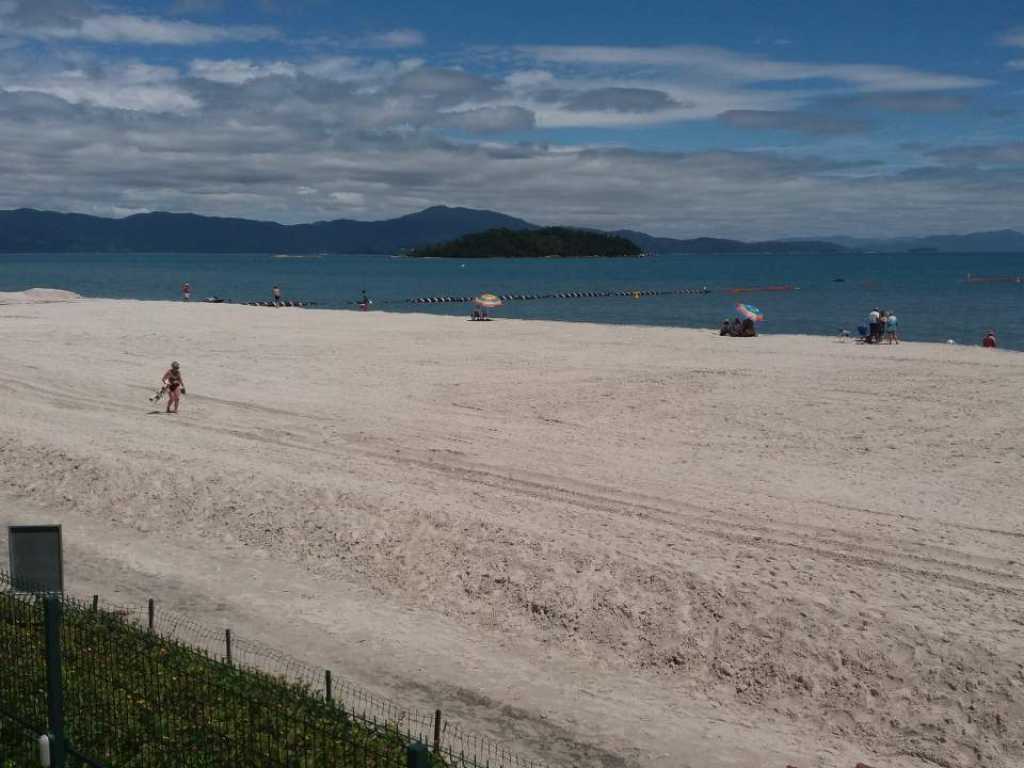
740,317 -> 757,337
161,361 -> 186,414
272,285 -> 282,306
720,319 -> 732,336
982,330 -> 997,348
730,317 -> 742,337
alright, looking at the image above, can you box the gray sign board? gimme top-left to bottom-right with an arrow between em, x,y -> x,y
8,525 -> 64,592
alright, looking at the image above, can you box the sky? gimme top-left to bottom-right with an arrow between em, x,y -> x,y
0,0 -> 1022,238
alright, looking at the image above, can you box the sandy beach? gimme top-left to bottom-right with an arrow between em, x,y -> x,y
1,295 -> 1022,768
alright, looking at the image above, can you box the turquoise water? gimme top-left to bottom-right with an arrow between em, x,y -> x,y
2,251 -> 1023,349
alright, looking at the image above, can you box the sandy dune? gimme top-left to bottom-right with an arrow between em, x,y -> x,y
1,297 -> 1022,768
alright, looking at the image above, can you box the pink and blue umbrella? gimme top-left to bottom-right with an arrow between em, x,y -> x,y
736,303 -> 764,321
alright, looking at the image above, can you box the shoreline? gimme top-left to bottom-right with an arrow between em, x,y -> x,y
3,290 -> 1018,354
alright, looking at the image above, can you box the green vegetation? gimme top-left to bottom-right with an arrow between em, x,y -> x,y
0,592 -> 428,767
408,227 -> 643,258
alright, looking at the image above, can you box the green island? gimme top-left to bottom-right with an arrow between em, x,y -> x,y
408,227 -> 643,258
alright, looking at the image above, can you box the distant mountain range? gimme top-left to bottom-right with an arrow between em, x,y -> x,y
0,206 -> 1021,254
812,229 -> 1024,253
609,230 -> 847,255
0,206 -> 533,255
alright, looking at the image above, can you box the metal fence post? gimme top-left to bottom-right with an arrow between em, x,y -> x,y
433,710 -> 441,754
325,670 -> 332,702
406,742 -> 430,768
147,598 -> 154,632
43,596 -> 66,768
225,629 -> 232,665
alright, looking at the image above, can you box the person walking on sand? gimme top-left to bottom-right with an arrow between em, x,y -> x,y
982,330 -> 997,348
182,281 -> 191,301
272,285 -> 282,306
161,361 -> 186,414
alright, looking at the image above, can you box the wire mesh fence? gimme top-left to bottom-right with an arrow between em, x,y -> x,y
0,572 -> 552,768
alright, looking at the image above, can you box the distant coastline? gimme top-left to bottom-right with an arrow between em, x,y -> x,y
1,206 -> 1022,255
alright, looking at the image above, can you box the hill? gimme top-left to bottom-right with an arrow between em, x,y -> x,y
612,229 -> 848,255
819,229 -> 1024,253
408,227 -> 643,258
0,206 -> 535,254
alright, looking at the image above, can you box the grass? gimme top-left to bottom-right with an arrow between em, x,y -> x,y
0,592 -> 431,767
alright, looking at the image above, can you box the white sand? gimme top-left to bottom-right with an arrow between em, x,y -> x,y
0,287 -> 82,304
1,297 -> 1022,768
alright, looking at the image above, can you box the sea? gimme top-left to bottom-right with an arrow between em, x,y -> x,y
2,251 -> 1023,350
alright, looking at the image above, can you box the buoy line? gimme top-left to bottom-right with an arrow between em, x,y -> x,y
395,286 -> 713,305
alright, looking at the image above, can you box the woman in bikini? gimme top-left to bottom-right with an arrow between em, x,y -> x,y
161,361 -> 186,413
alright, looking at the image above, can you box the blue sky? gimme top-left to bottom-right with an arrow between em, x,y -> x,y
0,0 -> 1022,238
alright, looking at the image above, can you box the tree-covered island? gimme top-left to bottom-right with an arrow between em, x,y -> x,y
408,227 -> 643,258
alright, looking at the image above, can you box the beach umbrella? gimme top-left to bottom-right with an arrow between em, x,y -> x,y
736,303 -> 764,321
474,293 -> 503,309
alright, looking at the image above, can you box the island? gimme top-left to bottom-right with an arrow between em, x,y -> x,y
407,227 -> 643,259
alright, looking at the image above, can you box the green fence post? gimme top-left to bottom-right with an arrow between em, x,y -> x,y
44,596 -> 65,768
406,742 -> 430,768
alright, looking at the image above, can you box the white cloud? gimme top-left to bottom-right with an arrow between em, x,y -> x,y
329,191 -> 366,205
367,28 -> 425,49
54,14 -> 275,44
190,59 -> 297,84
1007,59 -> 1024,70
504,70 -> 555,88
438,105 -> 535,134
4,61 -> 198,112
997,29 -> 1024,47
519,45 -> 989,93
0,1 -> 276,45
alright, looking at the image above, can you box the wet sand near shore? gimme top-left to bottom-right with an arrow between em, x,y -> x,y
1,297 -> 1022,768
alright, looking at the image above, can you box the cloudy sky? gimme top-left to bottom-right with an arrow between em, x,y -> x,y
1,0 -> 1022,238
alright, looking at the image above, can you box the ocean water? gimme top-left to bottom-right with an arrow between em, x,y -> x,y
2,251 -> 1023,349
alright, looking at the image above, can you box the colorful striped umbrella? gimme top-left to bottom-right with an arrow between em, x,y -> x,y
736,303 -> 764,321
474,293 -> 503,309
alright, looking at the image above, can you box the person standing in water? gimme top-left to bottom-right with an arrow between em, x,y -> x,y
358,289 -> 371,310
182,281 -> 191,301
272,285 -> 282,306
161,361 -> 186,414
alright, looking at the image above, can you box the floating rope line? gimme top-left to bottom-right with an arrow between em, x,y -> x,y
396,287 -> 713,304
222,285 -> 799,308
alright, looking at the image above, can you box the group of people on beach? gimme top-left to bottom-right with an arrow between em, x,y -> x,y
719,317 -> 757,337
862,308 -> 899,344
